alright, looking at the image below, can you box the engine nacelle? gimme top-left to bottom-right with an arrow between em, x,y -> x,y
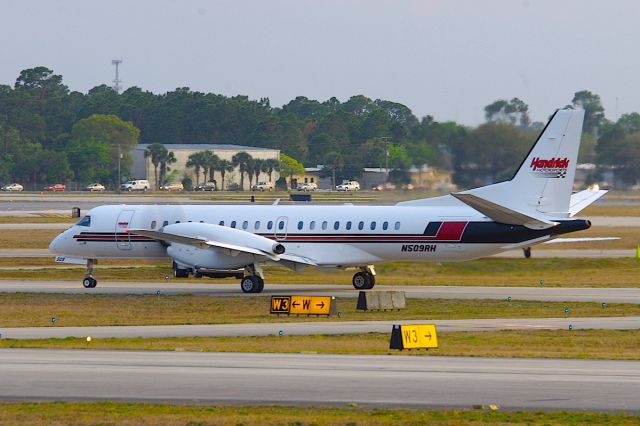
167,243 -> 254,270
163,222 -> 284,269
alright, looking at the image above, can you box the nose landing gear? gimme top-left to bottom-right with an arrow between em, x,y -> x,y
82,259 -> 98,288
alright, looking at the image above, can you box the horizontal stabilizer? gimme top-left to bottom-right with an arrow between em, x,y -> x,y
568,189 -> 607,216
452,193 -> 558,230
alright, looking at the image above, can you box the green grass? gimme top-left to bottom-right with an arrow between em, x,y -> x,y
0,401 -> 637,425
2,329 -> 640,360
0,293 -> 637,327
3,258 -> 640,286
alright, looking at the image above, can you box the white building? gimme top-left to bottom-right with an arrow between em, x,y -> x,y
132,144 -> 280,190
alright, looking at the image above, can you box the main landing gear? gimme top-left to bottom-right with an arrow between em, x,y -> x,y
82,259 -> 98,288
240,264 -> 265,293
352,265 -> 376,290
172,261 -> 190,278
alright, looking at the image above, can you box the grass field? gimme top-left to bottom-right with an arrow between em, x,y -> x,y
1,329 -> 639,360
0,401 -> 637,426
1,293 -> 637,327
4,258 -> 639,287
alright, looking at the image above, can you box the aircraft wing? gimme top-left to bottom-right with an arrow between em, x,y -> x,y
128,228 -> 316,266
129,228 -> 280,260
544,237 -> 619,244
452,193 -> 558,230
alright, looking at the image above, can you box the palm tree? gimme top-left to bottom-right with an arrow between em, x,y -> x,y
252,158 -> 265,185
218,159 -> 234,191
245,157 -> 256,188
232,151 -> 252,190
206,153 -> 221,186
144,143 -> 168,190
186,151 -> 206,187
200,151 -> 214,183
264,158 -> 280,183
159,150 -> 177,188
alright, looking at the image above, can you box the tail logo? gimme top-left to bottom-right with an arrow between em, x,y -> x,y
529,157 -> 569,178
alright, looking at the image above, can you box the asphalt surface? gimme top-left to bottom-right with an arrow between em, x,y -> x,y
2,316 -> 639,340
0,349 -> 637,411
0,280 -> 637,303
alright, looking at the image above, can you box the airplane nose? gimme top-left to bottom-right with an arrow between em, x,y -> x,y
49,234 -> 61,253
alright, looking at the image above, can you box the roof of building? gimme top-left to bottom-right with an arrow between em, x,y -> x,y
136,144 -> 279,152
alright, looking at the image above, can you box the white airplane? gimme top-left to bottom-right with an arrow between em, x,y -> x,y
50,109 -> 607,293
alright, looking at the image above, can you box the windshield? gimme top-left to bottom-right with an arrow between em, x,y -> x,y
76,215 -> 91,227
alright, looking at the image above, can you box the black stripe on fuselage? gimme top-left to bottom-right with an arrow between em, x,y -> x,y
72,220 -> 590,245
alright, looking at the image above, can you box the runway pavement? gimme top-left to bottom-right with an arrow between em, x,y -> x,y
0,280 -> 637,303
0,349 -> 637,411
2,316 -> 639,339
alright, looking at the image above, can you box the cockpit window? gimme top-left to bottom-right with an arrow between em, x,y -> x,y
77,215 -> 91,227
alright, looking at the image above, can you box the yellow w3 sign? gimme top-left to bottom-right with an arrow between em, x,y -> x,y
389,324 -> 438,350
270,295 -> 333,316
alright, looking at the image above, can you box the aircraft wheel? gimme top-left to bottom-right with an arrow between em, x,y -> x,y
240,275 -> 264,293
82,277 -> 97,288
366,273 -> 376,289
352,272 -> 369,290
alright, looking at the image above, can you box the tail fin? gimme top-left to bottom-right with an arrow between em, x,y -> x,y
459,108 -> 585,217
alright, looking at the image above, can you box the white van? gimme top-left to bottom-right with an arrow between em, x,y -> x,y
120,180 -> 150,191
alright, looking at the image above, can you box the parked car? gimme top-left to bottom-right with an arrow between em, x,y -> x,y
336,180 -> 360,191
44,183 -> 66,192
194,181 -> 217,191
120,180 -> 150,192
85,183 -> 106,192
297,182 -> 317,191
160,182 -> 184,192
1,183 -> 23,192
251,181 -> 274,191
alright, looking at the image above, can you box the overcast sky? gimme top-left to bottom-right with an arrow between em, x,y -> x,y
1,0 -> 637,126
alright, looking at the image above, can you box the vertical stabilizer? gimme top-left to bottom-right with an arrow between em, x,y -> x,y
459,108 -> 585,217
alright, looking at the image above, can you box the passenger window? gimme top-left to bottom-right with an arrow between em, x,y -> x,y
219,220 -> 224,226
310,221 -> 316,230
346,221 -> 352,230
267,221 -> 273,230
370,221 -> 376,230
334,221 -> 340,230
76,215 -> 91,227
242,221 -> 248,229
151,220 -> 156,229
383,221 -> 388,231
395,221 -> 400,230
322,221 -> 328,230
278,221 -> 285,230
199,220 -> 204,223
231,221 -> 236,228
255,221 -> 260,230
298,221 -> 303,230
162,220 -> 169,227
358,221 -> 364,230
175,220 -> 180,224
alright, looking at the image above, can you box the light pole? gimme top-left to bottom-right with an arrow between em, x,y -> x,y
117,144 -> 122,193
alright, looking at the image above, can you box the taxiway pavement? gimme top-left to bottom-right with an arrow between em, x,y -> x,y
0,349 -> 637,411
0,280 -> 637,303
2,316 -> 639,339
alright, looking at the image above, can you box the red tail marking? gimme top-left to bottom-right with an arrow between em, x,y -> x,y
436,221 -> 468,241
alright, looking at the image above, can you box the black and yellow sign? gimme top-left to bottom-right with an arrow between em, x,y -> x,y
270,296 -> 291,314
270,295 -> 333,316
389,324 -> 438,350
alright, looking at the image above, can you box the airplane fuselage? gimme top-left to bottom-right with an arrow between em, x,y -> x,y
50,203 -> 590,267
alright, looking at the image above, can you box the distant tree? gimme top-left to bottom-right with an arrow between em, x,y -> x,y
159,150 -> 177,186
218,159 -> 234,191
186,151 -> 207,187
280,154 -> 305,189
572,90 -> 605,135
144,143 -> 168,190
321,151 -> 344,188
206,153 -> 221,185
264,158 -> 280,183
484,98 -> 531,128
231,151 -> 252,190
252,158 -> 266,185
387,145 -> 411,185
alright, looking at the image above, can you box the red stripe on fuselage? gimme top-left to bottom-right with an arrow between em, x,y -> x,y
435,221 -> 468,241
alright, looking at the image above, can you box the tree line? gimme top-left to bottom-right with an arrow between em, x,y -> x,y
1,66 -> 638,189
